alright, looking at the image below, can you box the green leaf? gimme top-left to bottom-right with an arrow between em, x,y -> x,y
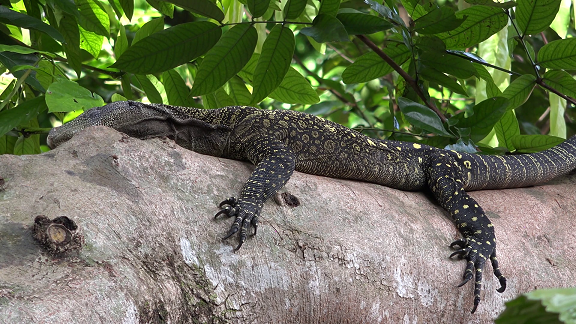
300,14 -> 349,43
420,66 -> 468,95
0,45 -> 52,56
400,0 -> 431,20
397,97 -> 452,136
134,74 -> 164,104
79,26 -> 104,58
0,135 -> 17,154
419,51 -> 478,79
453,96 -> 509,142
509,134 -> 567,153
414,7 -> 466,34
464,0 -> 517,9
516,0 -> 561,36
163,0 -> 225,21
0,5 -> 65,42
494,110 -> 520,151
435,6 -> 508,50
36,60 -> 66,91
284,0 -> 307,19
114,24 -> 129,58
0,52 -> 44,92
162,70 -> 195,107
318,0 -> 340,16
191,24 -> 257,96
147,0 -> 174,18
132,17 -> 164,45
251,25 -> 295,104
205,87 -> 235,109
46,80 -> 105,112
227,76 -> 252,106
501,74 -> 536,110
537,38 -> 576,70
247,0 -> 271,18
77,0 -> 109,37
342,44 -> 410,83
58,13 -> 82,77
473,63 -> 502,97
543,70 -> 576,99
269,67 -> 320,104
0,96 -> 46,138
336,9 -> 394,35
119,0 -> 134,20
112,21 -> 222,74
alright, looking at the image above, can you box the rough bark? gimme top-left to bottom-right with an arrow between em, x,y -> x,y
0,126 -> 575,323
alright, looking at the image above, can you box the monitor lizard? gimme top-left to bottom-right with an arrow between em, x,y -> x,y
47,100 -> 576,313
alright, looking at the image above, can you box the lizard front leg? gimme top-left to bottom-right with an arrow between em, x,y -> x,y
215,138 -> 296,250
425,151 -> 506,313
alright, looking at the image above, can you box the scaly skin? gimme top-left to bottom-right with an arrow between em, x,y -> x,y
48,101 -> 576,313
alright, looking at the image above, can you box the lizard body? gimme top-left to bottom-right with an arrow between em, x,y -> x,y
47,101 -> 576,313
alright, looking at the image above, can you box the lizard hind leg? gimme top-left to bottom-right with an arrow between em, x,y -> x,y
425,151 -> 506,313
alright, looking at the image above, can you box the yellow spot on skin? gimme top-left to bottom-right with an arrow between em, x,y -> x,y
413,143 -> 421,149
486,241 -> 491,245
471,217 -> 477,221
396,146 -> 402,151
463,205 -> 469,209
367,138 -> 375,146
454,210 -> 459,214
464,161 -> 472,169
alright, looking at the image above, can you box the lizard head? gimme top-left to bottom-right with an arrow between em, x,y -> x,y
47,101 -> 153,148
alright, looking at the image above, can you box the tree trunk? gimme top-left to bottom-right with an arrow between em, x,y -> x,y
1,126 -> 575,323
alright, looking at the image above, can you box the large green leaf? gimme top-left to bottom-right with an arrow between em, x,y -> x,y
397,97 -> 452,136
501,74 -> 536,110
454,96 -> 509,142
79,26 -> 103,58
509,134 -> 567,153
465,0 -> 517,8
435,6 -> 508,50
191,24 -> 257,96
414,6 -> 466,34
247,0 -> 271,18
342,44 -> 410,83
0,5 -> 65,42
516,0 -> 561,36
538,38 -> 576,69
162,70 -> 195,107
543,70 -> 576,99
133,74 -> 164,104
336,9 -> 394,35
283,0 -> 307,19
419,66 -> 468,95
112,21 -> 221,74
132,17 -> 164,45
419,51 -> 478,79
77,0 -> 109,37
300,14 -> 349,43
46,80 -> 105,112
251,25 -> 295,104
269,67 -> 320,104
227,77 -> 252,106
119,0 -> 134,20
0,96 -> 46,138
58,13 -> 82,77
494,110 -> 520,151
163,0 -> 224,21
318,0 -> 340,16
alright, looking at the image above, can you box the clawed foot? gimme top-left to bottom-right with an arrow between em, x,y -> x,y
449,237 -> 507,313
214,197 -> 258,250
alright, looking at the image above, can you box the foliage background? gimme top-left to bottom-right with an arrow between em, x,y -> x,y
1,0 -> 576,319
1,0 -> 575,156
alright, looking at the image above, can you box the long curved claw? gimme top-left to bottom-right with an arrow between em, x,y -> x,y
490,251 -> 507,293
219,197 -> 237,208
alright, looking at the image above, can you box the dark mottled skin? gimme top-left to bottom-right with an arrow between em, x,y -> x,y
48,101 -> 576,313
